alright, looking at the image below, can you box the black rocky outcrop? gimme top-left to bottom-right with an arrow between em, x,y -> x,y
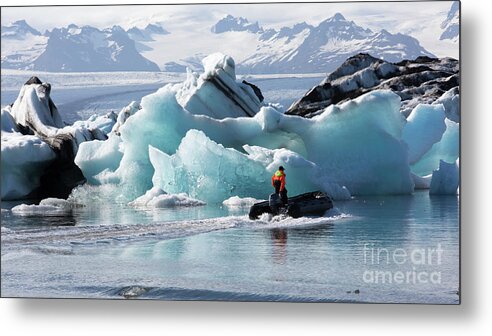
286,53 -> 459,118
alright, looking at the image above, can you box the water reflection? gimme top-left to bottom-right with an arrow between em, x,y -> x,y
270,229 -> 288,264
1,212 -> 77,228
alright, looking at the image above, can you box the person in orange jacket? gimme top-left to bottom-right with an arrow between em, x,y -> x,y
271,166 -> 288,205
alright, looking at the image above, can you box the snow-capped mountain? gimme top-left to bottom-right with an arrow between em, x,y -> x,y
238,13 -> 435,74
440,1 -> 459,42
2,13 -> 437,74
1,20 -> 48,69
2,22 -> 160,72
126,23 -> 169,42
211,15 -> 263,34
1,19 -> 42,39
162,54 -> 205,72
33,24 -> 160,72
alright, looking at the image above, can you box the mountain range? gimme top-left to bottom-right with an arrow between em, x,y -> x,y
228,13 -> 435,74
1,21 -> 166,72
1,9 -> 457,74
440,1 -> 459,42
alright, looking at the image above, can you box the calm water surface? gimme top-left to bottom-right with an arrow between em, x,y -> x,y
1,191 -> 459,303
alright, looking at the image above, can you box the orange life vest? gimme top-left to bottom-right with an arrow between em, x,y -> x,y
271,170 -> 286,191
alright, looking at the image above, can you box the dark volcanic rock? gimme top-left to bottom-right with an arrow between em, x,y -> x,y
286,53 -> 459,118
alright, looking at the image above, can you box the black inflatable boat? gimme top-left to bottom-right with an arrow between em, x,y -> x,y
248,191 -> 333,220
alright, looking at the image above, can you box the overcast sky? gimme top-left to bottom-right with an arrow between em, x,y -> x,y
1,1 -> 459,58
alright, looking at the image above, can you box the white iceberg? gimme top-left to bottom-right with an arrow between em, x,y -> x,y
11,197 -> 80,215
223,196 -> 265,208
128,187 -> 205,208
174,52 -> 263,119
1,77 -> 118,200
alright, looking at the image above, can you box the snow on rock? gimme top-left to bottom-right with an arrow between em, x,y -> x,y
129,187 -> 205,208
287,53 -> 459,118
429,159 -> 459,195
402,104 -> 447,164
223,196 -> 264,208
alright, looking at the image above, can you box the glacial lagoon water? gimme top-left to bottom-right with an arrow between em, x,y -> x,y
1,191 -> 459,303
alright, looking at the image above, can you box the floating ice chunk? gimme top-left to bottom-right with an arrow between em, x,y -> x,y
147,194 -> 205,208
128,187 -> 167,207
411,173 -> 432,189
39,198 -> 80,208
2,77 -> 118,200
402,104 -> 446,164
11,203 -> 66,215
429,159 -> 459,195
223,196 -> 265,208
129,187 -> 205,208
11,198 -> 80,215
411,118 -> 459,176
